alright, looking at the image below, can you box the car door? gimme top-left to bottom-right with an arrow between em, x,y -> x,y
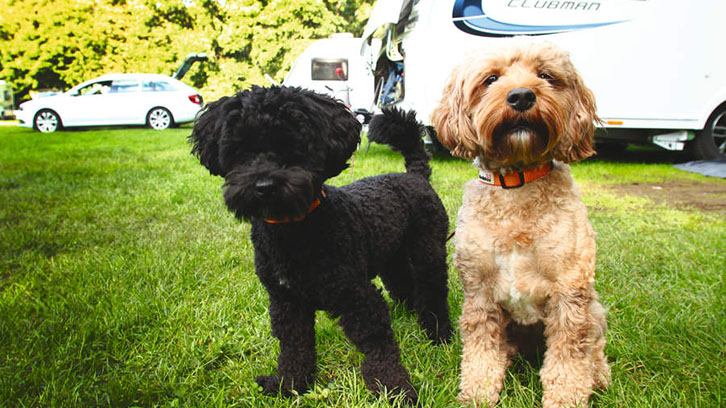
61,80 -> 114,126
106,79 -> 144,124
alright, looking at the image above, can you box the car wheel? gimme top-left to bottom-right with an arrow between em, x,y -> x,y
691,104 -> 726,160
147,107 -> 173,130
34,109 -> 61,133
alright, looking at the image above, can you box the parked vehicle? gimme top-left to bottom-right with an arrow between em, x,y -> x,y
283,33 -> 376,123
360,0 -> 726,159
0,80 -> 14,120
15,73 -> 203,133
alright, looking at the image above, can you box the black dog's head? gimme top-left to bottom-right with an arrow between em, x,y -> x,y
189,86 -> 361,221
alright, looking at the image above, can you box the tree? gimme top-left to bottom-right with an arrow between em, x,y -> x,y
194,0 -> 375,99
0,0 -> 375,103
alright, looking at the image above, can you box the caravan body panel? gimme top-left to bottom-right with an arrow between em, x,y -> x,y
364,0 -> 726,134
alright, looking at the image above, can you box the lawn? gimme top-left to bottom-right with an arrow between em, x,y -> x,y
1,125 -> 724,407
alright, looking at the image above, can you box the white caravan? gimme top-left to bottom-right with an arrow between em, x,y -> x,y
361,0 -> 726,159
283,34 -> 375,123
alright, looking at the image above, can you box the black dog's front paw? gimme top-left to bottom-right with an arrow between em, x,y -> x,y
421,318 -> 453,345
256,374 -> 292,397
432,323 -> 453,345
361,360 -> 419,406
384,380 -> 419,407
256,374 -> 313,397
399,383 -> 419,407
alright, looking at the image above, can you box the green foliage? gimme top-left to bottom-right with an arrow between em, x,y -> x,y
0,0 -> 375,102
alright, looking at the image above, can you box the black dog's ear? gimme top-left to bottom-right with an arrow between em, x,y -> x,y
325,110 -> 361,178
280,87 -> 361,179
308,93 -> 361,179
189,96 -> 234,176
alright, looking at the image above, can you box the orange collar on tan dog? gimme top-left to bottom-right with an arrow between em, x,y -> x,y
264,190 -> 327,224
478,161 -> 553,189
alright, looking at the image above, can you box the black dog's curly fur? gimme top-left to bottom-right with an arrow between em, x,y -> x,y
190,86 -> 451,404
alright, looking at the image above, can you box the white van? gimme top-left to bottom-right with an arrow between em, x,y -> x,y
361,0 -> 726,159
283,34 -> 375,123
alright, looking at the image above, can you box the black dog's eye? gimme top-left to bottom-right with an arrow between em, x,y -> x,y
484,74 -> 499,86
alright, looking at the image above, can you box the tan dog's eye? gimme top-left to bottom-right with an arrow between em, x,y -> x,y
484,74 -> 499,86
539,73 -> 555,83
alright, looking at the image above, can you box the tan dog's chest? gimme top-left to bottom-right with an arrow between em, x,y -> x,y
455,174 -> 596,325
492,248 -> 546,325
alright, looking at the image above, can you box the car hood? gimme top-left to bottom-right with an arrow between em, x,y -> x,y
20,93 -> 72,107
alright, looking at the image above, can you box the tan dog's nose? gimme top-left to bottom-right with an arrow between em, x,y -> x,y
507,88 -> 536,112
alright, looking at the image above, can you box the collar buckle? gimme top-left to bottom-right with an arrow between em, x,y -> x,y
498,171 -> 526,189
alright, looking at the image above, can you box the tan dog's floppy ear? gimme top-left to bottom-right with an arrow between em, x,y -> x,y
431,66 -> 480,160
554,72 -> 599,163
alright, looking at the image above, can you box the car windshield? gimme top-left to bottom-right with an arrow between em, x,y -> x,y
77,81 -> 112,96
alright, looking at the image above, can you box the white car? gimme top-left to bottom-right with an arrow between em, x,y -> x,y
15,73 -> 203,132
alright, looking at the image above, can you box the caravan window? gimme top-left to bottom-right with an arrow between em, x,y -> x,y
311,59 -> 348,81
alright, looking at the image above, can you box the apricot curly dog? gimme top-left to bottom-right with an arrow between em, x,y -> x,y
431,39 -> 610,407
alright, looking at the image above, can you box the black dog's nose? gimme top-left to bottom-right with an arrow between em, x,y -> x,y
507,88 -> 536,112
254,178 -> 275,197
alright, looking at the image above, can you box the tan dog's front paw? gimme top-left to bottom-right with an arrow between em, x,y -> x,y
540,369 -> 592,408
542,391 -> 588,408
457,386 -> 499,407
594,359 -> 611,390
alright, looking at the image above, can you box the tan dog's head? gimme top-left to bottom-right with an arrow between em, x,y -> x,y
431,39 -> 599,171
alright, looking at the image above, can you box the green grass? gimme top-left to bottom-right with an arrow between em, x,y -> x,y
1,126 -> 724,407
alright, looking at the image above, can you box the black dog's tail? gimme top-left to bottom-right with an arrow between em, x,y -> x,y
367,107 -> 432,180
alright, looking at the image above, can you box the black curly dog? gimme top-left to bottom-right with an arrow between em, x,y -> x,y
189,86 -> 452,404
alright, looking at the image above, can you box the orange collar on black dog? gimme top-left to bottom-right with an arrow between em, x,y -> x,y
478,161 -> 553,189
264,190 -> 326,224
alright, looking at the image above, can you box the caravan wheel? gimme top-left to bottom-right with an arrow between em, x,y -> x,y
691,105 -> 726,159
